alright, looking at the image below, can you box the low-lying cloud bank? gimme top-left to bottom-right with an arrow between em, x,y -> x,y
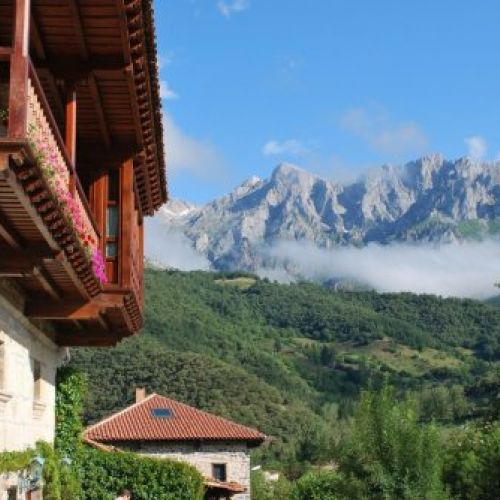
145,218 -> 210,271
145,218 -> 500,299
264,240 -> 500,299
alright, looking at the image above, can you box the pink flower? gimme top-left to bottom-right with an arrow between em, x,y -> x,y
28,121 -> 107,284
91,249 -> 108,284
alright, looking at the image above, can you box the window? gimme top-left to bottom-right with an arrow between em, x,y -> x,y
33,359 -> 41,401
105,168 -> 120,282
212,464 -> 227,482
106,168 -> 119,257
151,408 -> 174,419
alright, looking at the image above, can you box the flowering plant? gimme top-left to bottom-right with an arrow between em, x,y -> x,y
26,113 -> 108,284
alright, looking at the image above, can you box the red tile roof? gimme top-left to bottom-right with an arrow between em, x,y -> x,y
84,394 -> 266,444
204,479 -> 246,493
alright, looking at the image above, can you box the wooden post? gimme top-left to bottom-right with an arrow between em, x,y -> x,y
120,159 -> 133,288
65,85 -> 77,194
8,0 -> 30,138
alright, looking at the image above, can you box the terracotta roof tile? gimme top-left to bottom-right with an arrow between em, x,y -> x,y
84,394 -> 266,444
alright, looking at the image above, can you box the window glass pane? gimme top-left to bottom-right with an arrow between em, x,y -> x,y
107,206 -> 119,238
106,242 -> 118,258
212,464 -> 227,482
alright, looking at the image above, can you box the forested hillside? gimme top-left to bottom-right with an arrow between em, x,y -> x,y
71,269 -> 500,467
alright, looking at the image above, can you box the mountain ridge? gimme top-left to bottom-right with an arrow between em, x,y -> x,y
158,155 -> 500,272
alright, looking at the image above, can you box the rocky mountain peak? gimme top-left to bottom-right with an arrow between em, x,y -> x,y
157,156 -> 499,272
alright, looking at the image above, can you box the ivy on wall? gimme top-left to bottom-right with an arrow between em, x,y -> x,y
0,449 -> 33,474
0,367 -> 205,499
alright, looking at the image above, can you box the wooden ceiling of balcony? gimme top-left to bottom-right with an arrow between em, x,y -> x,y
0,0 -> 167,215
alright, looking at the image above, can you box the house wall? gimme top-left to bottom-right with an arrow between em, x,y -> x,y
128,441 -> 252,500
0,286 -> 61,452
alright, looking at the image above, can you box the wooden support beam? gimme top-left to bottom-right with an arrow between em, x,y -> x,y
125,65 -> 144,149
77,144 -> 140,168
0,249 -> 59,277
0,210 -> 23,249
67,0 -> 88,60
115,0 -> 132,65
29,14 -> 45,61
33,265 -> 60,300
35,58 -> 126,81
26,300 -> 99,320
88,74 -> 111,149
25,293 -> 125,320
120,159 -> 134,289
56,330 -> 123,347
0,255 -> 36,277
8,0 -> 31,138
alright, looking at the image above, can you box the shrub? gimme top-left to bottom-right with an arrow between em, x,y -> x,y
79,447 -> 204,500
291,470 -> 364,500
443,422 -> 500,499
337,385 -> 448,499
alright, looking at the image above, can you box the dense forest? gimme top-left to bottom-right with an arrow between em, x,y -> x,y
70,269 -> 500,473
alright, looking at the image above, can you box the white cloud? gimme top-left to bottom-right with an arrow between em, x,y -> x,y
465,136 -> 487,161
264,240 -> 500,299
160,80 -> 179,100
340,107 -> 429,157
217,0 -> 250,17
145,217 -> 210,271
163,113 -> 227,180
262,139 -> 308,157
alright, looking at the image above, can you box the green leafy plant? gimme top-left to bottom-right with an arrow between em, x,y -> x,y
0,449 -> 33,473
79,448 -> 204,500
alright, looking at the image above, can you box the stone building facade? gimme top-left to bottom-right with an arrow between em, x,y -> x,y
0,284 -> 62,452
127,441 -> 252,500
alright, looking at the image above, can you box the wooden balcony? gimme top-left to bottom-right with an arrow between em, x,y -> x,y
0,56 -> 143,346
0,0 -> 166,346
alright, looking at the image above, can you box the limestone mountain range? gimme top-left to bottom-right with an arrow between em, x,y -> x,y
158,155 -> 500,272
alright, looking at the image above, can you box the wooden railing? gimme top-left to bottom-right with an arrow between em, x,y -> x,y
25,60 -> 100,252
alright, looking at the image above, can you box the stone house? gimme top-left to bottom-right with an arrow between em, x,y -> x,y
0,0 -> 165,497
84,390 -> 266,500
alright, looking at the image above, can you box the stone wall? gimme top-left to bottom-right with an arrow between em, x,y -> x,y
0,289 -> 61,452
129,441 -> 252,500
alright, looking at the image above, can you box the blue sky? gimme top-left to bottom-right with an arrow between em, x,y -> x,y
154,0 -> 500,204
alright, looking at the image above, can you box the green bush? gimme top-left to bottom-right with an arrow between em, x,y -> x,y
79,447 -> 204,500
291,470 -> 363,500
0,449 -> 33,473
443,422 -> 500,499
251,470 -> 292,500
337,385 -> 448,499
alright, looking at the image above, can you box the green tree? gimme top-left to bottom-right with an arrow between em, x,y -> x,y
337,385 -> 448,499
443,422 -> 500,499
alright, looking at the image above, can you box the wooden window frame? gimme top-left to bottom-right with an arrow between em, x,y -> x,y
105,167 -> 121,283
